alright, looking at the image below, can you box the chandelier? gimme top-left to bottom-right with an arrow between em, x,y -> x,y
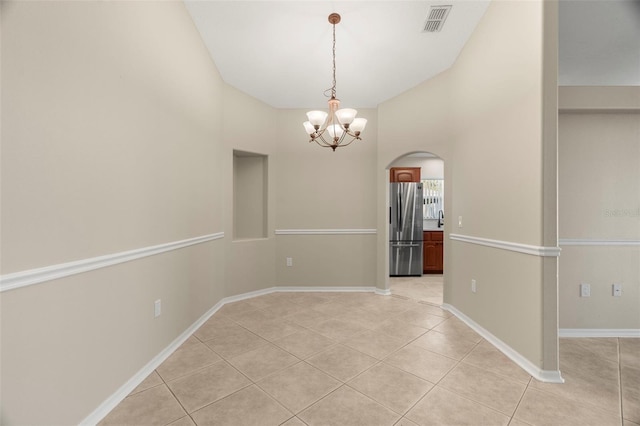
303,13 -> 367,151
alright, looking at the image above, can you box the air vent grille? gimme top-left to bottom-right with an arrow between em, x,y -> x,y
423,5 -> 452,33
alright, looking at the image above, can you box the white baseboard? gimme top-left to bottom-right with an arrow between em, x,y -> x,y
81,285 -> 386,425
80,298 -> 226,425
375,288 -> 392,296
441,303 -> 564,384
559,328 -> 640,338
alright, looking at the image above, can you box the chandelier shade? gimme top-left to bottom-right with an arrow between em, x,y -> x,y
303,13 -> 366,151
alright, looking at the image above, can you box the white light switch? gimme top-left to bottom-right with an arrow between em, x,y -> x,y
286,257 -> 293,267
580,283 -> 590,297
458,216 -> 463,228
613,284 -> 622,297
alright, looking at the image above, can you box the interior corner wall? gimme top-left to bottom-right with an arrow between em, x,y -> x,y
558,87 -> 640,330
274,108 -> 378,288
378,0 -> 555,370
222,85 -> 278,296
448,0 -> 552,370
1,2 -> 226,424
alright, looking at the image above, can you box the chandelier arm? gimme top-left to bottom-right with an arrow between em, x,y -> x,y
336,136 -> 359,148
315,132 -> 332,147
314,128 -> 328,140
344,129 -> 362,138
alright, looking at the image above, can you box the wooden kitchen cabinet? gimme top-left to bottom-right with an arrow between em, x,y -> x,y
423,231 -> 443,274
390,167 -> 421,182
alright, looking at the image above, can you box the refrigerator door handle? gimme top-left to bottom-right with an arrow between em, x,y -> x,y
391,243 -> 421,247
398,191 -> 402,230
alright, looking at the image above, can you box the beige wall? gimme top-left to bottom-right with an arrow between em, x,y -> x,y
0,1 -> 223,272
223,85 -> 278,297
378,0 -> 558,370
1,0 -> 567,423
0,2 -> 227,424
274,108 -> 378,287
558,88 -> 640,329
447,0 -> 557,369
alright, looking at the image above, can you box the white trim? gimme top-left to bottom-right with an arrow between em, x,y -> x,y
272,285 -> 380,293
80,297 -> 226,425
375,288 -> 392,296
82,284 -> 386,425
559,329 -> 640,338
0,233 -> 225,293
442,303 -> 565,384
559,239 -> 640,247
275,229 -> 377,235
449,233 -> 561,257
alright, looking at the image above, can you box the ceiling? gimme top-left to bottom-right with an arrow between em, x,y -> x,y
185,0 -> 640,109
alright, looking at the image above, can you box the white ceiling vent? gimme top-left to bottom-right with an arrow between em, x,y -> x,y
423,5 -> 452,33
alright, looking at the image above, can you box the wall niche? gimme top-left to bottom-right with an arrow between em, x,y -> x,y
233,150 -> 268,240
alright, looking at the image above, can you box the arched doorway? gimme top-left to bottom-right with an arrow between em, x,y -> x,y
385,151 -> 446,306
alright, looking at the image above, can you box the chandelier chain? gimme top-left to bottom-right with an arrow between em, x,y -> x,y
304,12 -> 366,151
331,21 -> 337,99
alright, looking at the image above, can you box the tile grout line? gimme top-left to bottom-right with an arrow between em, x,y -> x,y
281,296 -> 520,424
154,366 -> 197,426
166,326 -> 280,422
394,338 -> 487,424
189,293 -> 501,424
105,286 -> 638,426
253,359 -> 338,419
199,306 -> 348,421
508,375 -> 534,426
235,295 -> 452,423
128,293 -> 435,423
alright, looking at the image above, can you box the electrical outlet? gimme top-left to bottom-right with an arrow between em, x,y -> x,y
612,284 -> 623,297
154,299 -> 162,317
580,283 -> 590,297
286,257 -> 293,267
471,279 -> 477,293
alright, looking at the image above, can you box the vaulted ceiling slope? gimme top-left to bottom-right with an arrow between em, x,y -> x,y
185,0 -> 640,109
185,0 -> 490,109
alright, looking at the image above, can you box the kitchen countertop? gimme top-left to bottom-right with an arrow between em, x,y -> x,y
423,228 -> 444,232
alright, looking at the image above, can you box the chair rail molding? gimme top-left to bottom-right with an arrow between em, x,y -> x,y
0,232 -> 225,293
559,328 -> 640,338
275,229 -> 377,235
559,238 -> 640,246
450,233 -> 561,257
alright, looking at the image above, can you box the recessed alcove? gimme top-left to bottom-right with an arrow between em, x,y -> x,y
233,150 -> 268,240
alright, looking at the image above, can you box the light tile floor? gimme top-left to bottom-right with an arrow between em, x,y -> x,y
100,284 -> 639,426
390,275 -> 444,306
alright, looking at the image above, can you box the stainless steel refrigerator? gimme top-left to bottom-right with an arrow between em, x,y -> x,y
389,182 -> 423,276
